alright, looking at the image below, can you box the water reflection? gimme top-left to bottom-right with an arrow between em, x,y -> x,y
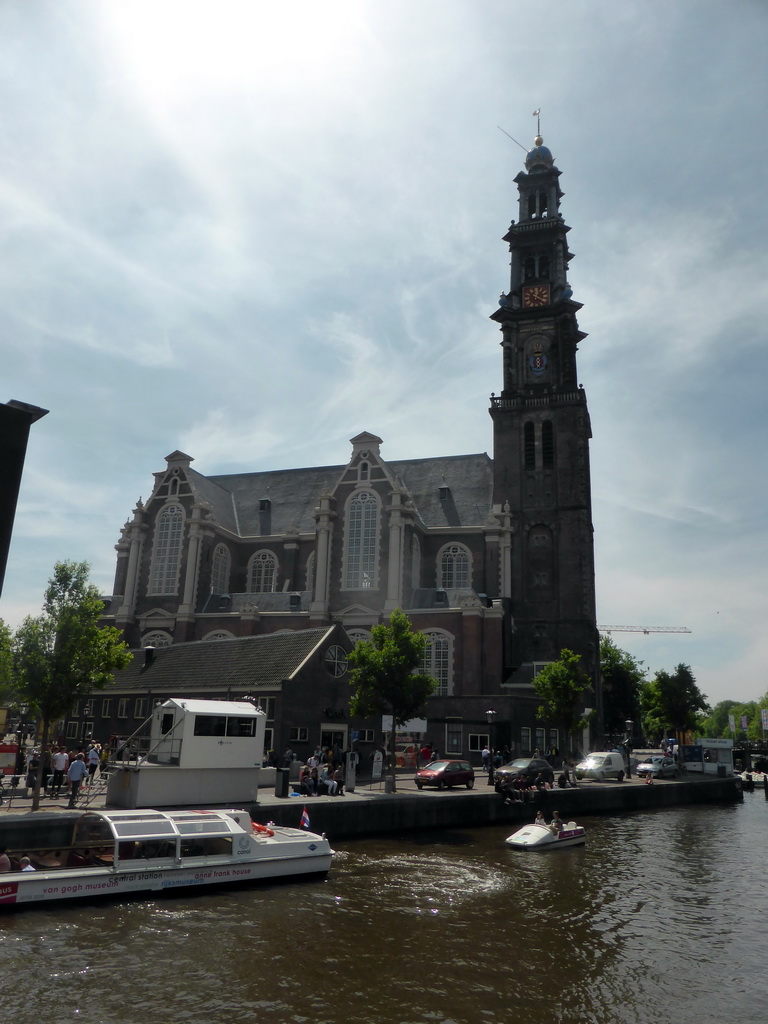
1,799 -> 767,1023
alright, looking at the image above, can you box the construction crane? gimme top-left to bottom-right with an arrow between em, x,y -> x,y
597,625 -> 691,635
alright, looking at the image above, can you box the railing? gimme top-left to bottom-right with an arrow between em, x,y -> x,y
490,389 -> 586,410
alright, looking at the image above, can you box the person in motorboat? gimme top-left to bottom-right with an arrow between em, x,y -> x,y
549,811 -> 564,833
534,810 -> 546,826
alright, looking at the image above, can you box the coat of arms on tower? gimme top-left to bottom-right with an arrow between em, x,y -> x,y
529,341 -> 547,376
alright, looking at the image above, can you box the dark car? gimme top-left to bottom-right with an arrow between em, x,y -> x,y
414,760 -> 475,790
493,757 -> 555,789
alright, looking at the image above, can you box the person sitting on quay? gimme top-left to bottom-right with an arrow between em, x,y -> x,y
321,766 -> 337,796
299,766 -> 316,796
333,766 -> 345,796
500,778 -> 523,805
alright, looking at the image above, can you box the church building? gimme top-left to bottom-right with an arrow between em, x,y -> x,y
100,135 -> 600,762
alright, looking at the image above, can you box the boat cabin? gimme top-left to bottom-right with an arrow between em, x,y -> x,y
107,699 -> 266,809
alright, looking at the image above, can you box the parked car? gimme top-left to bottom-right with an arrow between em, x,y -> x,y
414,760 -> 475,790
493,757 -> 555,789
574,751 -> 626,782
396,745 -> 417,768
636,755 -> 680,779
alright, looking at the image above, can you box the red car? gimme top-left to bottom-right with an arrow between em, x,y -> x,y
414,760 -> 475,790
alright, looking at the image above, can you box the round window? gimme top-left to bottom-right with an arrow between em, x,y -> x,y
324,645 -> 349,678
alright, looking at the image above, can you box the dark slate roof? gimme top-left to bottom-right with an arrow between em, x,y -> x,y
391,454 -> 493,529
196,453 -> 493,537
110,627 -> 335,693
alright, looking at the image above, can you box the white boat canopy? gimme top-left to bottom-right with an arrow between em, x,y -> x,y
72,809 -> 250,846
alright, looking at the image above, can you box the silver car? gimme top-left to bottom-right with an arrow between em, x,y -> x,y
636,755 -> 680,779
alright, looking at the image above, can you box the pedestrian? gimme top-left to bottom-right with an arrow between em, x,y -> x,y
86,744 -> 101,785
0,848 -> 10,872
50,747 -> 69,798
67,754 -> 88,808
20,856 -> 35,872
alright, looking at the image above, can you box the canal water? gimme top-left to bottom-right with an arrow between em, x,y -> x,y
1,795 -> 766,1024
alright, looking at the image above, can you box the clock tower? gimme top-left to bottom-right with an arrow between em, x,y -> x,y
489,136 -> 598,689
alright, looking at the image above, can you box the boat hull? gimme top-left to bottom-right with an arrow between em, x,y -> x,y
505,822 -> 585,850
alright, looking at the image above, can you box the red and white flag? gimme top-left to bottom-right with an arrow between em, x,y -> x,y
300,807 -> 310,829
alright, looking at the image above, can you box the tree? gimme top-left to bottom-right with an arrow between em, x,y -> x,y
0,618 -> 13,704
639,663 -> 710,745
12,561 -> 132,810
347,608 -> 437,792
532,648 -> 594,753
600,636 -> 646,741
698,699 -> 741,739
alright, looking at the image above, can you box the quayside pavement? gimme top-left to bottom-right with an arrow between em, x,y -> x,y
0,770 -> 742,849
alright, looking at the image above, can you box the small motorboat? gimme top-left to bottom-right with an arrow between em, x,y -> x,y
505,821 -> 585,850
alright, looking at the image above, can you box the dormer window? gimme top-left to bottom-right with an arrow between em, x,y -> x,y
439,486 -> 450,501
359,461 -> 369,481
259,499 -> 270,511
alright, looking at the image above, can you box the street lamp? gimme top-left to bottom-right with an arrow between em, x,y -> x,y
624,718 -> 633,780
485,708 -> 498,787
14,704 -> 28,775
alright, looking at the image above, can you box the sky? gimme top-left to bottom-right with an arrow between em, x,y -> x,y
2,0 -> 767,707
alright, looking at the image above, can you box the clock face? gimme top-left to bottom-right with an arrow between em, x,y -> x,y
523,284 -> 550,308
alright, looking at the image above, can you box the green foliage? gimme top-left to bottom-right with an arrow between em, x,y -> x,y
532,648 -> 593,738
0,618 -> 13,703
12,560 -> 132,810
347,609 -> 436,791
698,694 -> 768,743
698,700 -> 741,739
639,663 -> 710,742
600,636 -> 646,738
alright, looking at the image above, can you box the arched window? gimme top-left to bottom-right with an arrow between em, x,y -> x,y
211,544 -> 231,596
344,490 -> 380,590
542,421 -> 554,467
148,504 -> 184,595
346,629 -> 371,647
411,535 -> 421,589
141,631 -> 172,648
305,552 -> 315,596
524,421 -> 536,470
438,544 -> 471,589
202,630 -> 235,641
248,550 -> 277,593
420,631 -> 453,697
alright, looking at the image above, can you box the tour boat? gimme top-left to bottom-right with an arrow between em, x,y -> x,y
505,821 -> 586,850
0,808 -> 333,908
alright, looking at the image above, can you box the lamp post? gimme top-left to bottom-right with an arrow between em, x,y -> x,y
624,718 -> 633,779
14,704 -> 28,775
485,708 -> 497,787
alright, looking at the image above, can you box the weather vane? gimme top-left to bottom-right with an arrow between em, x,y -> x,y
497,108 -> 542,152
